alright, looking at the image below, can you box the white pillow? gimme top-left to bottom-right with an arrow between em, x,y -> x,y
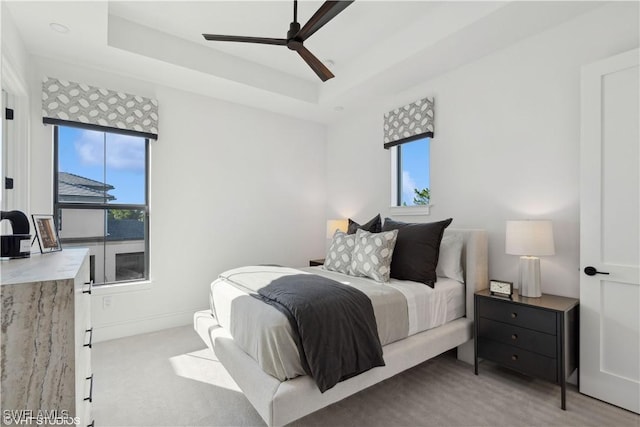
323,230 -> 356,275
350,229 -> 399,282
436,232 -> 464,283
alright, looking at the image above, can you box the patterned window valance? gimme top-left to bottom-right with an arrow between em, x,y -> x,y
383,97 -> 433,149
42,77 -> 158,140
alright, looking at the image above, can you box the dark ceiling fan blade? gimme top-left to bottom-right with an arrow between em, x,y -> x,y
297,45 -> 334,81
296,1 -> 354,42
202,34 -> 287,46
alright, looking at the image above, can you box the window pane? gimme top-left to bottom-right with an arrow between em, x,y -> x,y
58,207 -> 105,241
107,208 -> 147,283
56,208 -> 147,284
116,252 -> 145,282
57,207 -> 107,284
105,133 -> 146,204
57,127 -> 112,203
398,138 -> 430,206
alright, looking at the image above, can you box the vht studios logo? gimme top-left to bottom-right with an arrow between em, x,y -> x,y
2,410 -> 80,425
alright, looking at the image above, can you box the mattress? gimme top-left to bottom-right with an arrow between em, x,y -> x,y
210,265 -> 465,382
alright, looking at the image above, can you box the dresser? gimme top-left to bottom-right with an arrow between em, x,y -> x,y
1,249 -> 93,426
474,289 -> 579,409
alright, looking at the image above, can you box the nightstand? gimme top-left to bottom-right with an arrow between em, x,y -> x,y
309,258 -> 325,267
474,289 -> 579,410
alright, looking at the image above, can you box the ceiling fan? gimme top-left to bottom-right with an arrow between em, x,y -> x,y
202,0 -> 354,82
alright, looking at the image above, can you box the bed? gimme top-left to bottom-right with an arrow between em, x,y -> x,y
194,228 -> 488,427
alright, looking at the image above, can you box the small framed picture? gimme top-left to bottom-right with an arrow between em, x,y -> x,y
32,214 -> 62,254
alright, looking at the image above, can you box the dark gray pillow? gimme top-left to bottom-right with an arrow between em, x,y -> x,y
382,218 -> 453,287
347,214 -> 382,234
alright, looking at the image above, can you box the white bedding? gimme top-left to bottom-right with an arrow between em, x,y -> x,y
210,266 -> 465,381
301,267 -> 465,336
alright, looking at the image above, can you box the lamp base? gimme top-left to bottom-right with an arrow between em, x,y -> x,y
519,256 -> 542,298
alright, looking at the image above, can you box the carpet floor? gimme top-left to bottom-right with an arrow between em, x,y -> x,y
92,325 -> 639,427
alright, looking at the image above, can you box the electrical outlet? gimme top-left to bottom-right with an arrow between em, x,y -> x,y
103,296 -> 112,309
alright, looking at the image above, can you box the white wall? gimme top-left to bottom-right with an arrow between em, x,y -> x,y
1,4 -> 32,218
325,2 -> 639,299
27,58 -> 327,342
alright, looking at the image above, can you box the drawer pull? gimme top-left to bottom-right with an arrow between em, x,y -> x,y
511,334 -> 518,340
511,312 -> 518,319
84,374 -> 94,403
511,354 -> 519,361
84,328 -> 93,349
82,280 -> 93,295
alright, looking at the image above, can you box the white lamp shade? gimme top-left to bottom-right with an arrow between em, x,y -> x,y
326,219 -> 348,238
505,220 -> 555,256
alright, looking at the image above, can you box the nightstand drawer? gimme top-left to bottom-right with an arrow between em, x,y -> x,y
478,338 -> 557,382
478,317 -> 556,358
478,297 -> 556,335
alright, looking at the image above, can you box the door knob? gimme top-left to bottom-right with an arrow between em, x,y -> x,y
584,266 -> 610,276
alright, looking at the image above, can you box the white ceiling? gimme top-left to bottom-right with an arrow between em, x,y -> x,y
5,1 -> 601,123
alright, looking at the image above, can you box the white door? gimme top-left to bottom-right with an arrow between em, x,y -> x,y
580,48 -> 639,414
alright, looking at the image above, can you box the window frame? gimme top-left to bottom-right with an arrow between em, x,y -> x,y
389,136 -> 432,216
53,125 -> 150,286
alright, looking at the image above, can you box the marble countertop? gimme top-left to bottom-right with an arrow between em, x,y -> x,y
1,248 -> 88,285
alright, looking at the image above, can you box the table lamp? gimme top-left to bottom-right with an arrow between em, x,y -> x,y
326,219 -> 348,238
505,220 -> 555,298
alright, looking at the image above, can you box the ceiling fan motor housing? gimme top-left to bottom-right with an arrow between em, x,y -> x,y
287,22 -> 302,50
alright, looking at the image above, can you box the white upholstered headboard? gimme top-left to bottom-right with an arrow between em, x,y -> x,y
444,229 -> 489,320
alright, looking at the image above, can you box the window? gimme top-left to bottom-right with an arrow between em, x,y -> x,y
54,125 -> 149,285
392,136 -> 430,207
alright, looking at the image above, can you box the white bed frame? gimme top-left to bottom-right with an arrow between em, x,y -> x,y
194,229 -> 488,427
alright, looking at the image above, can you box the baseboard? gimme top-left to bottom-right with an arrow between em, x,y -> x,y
93,310 -> 195,343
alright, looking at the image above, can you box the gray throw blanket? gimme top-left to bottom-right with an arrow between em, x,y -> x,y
255,274 -> 385,392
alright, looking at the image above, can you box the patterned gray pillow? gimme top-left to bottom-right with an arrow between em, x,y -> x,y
323,230 -> 356,275
351,229 -> 399,282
